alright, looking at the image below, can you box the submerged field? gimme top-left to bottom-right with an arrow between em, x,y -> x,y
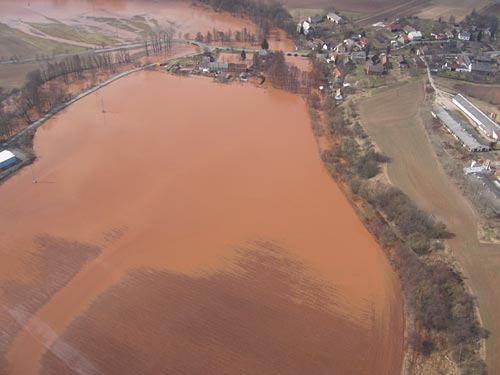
0,72 -> 403,374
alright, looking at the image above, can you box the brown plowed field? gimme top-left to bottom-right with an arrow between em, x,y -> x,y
436,77 -> 500,106
1,72 -> 403,374
284,0 -> 410,12
284,0 -> 490,24
359,80 -> 500,374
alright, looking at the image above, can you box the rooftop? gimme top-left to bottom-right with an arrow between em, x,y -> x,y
433,107 -> 489,151
0,150 -> 16,164
453,94 -> 500,136
470,62 -> 499,73
327,12 -> 342,21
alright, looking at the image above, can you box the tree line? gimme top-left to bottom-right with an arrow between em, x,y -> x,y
195,0 -> 296,37
194,27 -> 258,45
144,32 -> 172,56
0,49 -> 134,140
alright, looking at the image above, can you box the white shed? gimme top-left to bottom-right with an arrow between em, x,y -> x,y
0,150 -> 17,169
408,31 -> 422,41
326,12 -> 342,23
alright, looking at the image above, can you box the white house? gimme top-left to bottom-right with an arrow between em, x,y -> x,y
458,31 -> 471,41
326,12 -> 342,23
308,15 -> 323,24
408,31 -> 422,41
297,21 -> 312,35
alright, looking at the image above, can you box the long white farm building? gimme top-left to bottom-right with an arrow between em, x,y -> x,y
0,150 -> 16,169
432,107 -> 490,152
452,94 -> 500,141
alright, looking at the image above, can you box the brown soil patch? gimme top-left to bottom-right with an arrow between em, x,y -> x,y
1,72 -> 402,374
359,79 -> 500,374
416,0 -> 491,20
284,0 -> 410,12
453,83 -> 500,107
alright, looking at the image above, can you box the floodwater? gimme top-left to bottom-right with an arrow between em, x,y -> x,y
0,71 -> 403,374
0,0 -> 263,48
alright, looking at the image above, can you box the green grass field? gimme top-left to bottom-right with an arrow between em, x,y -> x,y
0,23 -> 85,61
28,23 -> 119,46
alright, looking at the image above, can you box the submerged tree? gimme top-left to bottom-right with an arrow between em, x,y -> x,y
261,38 -> 269,50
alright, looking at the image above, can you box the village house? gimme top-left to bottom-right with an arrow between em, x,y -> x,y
398,35 -> 409,44
351,51 -> 367,64
335,88 -> 343,101
394,55 -> 408,69
457,54 -> 471,67
198,56 -> 211,70
308,15 -> 323,24
330,51 -> 338,64
334,42 -> 347,53
387,23 -> 403,32
408,31 -> 423,41
458,31 -> 471,41
442,61 -> 469,72
431,32 -> 446,40
365,61 -> 385,75
297,20 -> 312,35
381,54 -> 390,69
209,61 -> 228,72
404,25 -> 416,34
334,67 -> 343,84
344,38 -> 362,52
326,12 -> 342,23
445,29 -> 454,39
360,37 -> 369,48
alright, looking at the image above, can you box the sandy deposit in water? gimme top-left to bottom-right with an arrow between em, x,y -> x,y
0,0 -> 262,47
0,72 -> 402,374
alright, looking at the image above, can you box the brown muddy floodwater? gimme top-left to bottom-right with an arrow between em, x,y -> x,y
0,72 -> 403,375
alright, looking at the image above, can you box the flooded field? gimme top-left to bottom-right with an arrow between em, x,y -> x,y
0,0 -> 256,37
0,71 -> 403,374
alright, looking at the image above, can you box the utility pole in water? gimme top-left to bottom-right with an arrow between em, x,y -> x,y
30,165 -> 37,184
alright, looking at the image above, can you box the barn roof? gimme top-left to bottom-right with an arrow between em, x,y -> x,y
0,150 -> 15,164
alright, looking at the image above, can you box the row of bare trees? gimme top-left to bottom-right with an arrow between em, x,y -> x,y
252,51 -> 311,93
144,32 -> 172,56
197,0 -> 296,36
0,49 -> 135,140
194,27 -> 258,45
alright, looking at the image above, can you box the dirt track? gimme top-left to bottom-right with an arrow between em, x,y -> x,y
359,79 -> 500,374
